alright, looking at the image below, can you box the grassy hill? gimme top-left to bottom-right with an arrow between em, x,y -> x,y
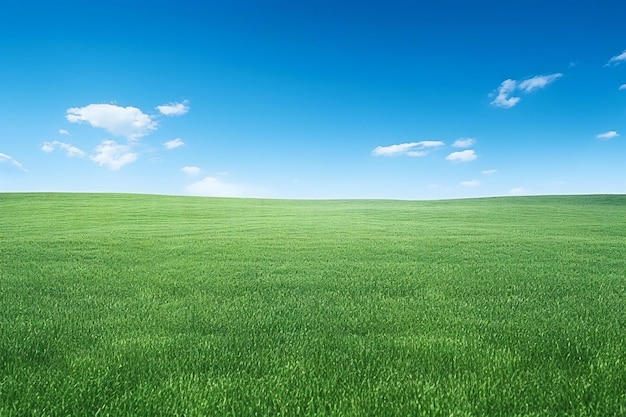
1,193 -> 625,415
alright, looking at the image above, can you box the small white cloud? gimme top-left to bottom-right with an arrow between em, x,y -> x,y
596,130 -> 619,140
372,141 -> 444,157
481,169 -> 497,175
460,179 -> 481,187
490,79 -> 520,108
0,152 -> 27,172
452,137 -> 476,148
517,73 -> 562,93
186,176 -> 246,197
607,50 -> 626,66
157,100 -> 189,116
66,103 -> 157,141
91,140 -> 138,170
619,84 -> 626,90
509,187 -> 526,195
58,129 -> 70,135
164,138 -> 185,150
446,149 -> 477,163
181,166 -> 201,176
41,141 -> 85,158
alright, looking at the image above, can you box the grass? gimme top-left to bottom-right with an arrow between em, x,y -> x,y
1,193 -> 625,416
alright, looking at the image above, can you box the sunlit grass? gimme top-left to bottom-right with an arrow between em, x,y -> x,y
1,193 -> 625,415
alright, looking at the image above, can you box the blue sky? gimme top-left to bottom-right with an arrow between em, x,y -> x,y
1,0 -> 625,199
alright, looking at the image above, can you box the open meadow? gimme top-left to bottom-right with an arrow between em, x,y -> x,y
1,193 -> 625,416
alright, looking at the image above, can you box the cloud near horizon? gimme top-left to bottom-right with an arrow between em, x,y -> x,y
490,73 -> 562,108
186,176 -> 247,197
372,141 -> 444,157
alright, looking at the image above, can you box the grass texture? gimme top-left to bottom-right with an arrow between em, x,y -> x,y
1,193 -> 625,416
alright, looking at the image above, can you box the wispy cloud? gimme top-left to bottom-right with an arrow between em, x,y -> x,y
58,129 -> 70,135
596,130 -> 619,140
452,137 -> 476,148
491,79 -> 520,108
490,73 -> 562,108
186,176 -> 247,197
91,140 -> 138,170
157,100 -> 189,116
607,50 -> 626,66
0,152 -> 27,172
66,104 -> 157,141
164,138 -> 185,150
41,141 -> 85,158
509,187 -> 526,195
181,166 -> 201,176
517,74 -> 563,93
619,84 -> 626,91
481,169 -> 497,175
460,179 -> 481,187
446,149 -> 477,163
372,141 -> 444,157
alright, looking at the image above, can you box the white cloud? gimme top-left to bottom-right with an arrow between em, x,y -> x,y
619,84 -> 626,90
596,130 -> 619,140
461,179 -> 481,187
91,140 -> 138,170
490,73 -> 561,108
58,129 -> 70,135
509,187 -> 526,195
446,149 -> 477,163
481,169 -> 497,175
372,141 -> 444,157
164,138 -> 185,150
452,137 -> 476,148
157,100 -> 189,116
186,176 -> 246,197
181,166 -> 201,176
490,79 -> 520,108
41,141 -> 85,158
517,73 -> 563,93
418,141 -> 446,148
607,50 -> 626,66
0,152 -> 27,172
66,104 -> 157,141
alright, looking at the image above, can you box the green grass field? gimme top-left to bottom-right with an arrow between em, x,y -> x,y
1,193 -> 625,416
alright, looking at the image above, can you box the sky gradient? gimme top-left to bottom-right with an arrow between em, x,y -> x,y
1,0 -> 625,199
